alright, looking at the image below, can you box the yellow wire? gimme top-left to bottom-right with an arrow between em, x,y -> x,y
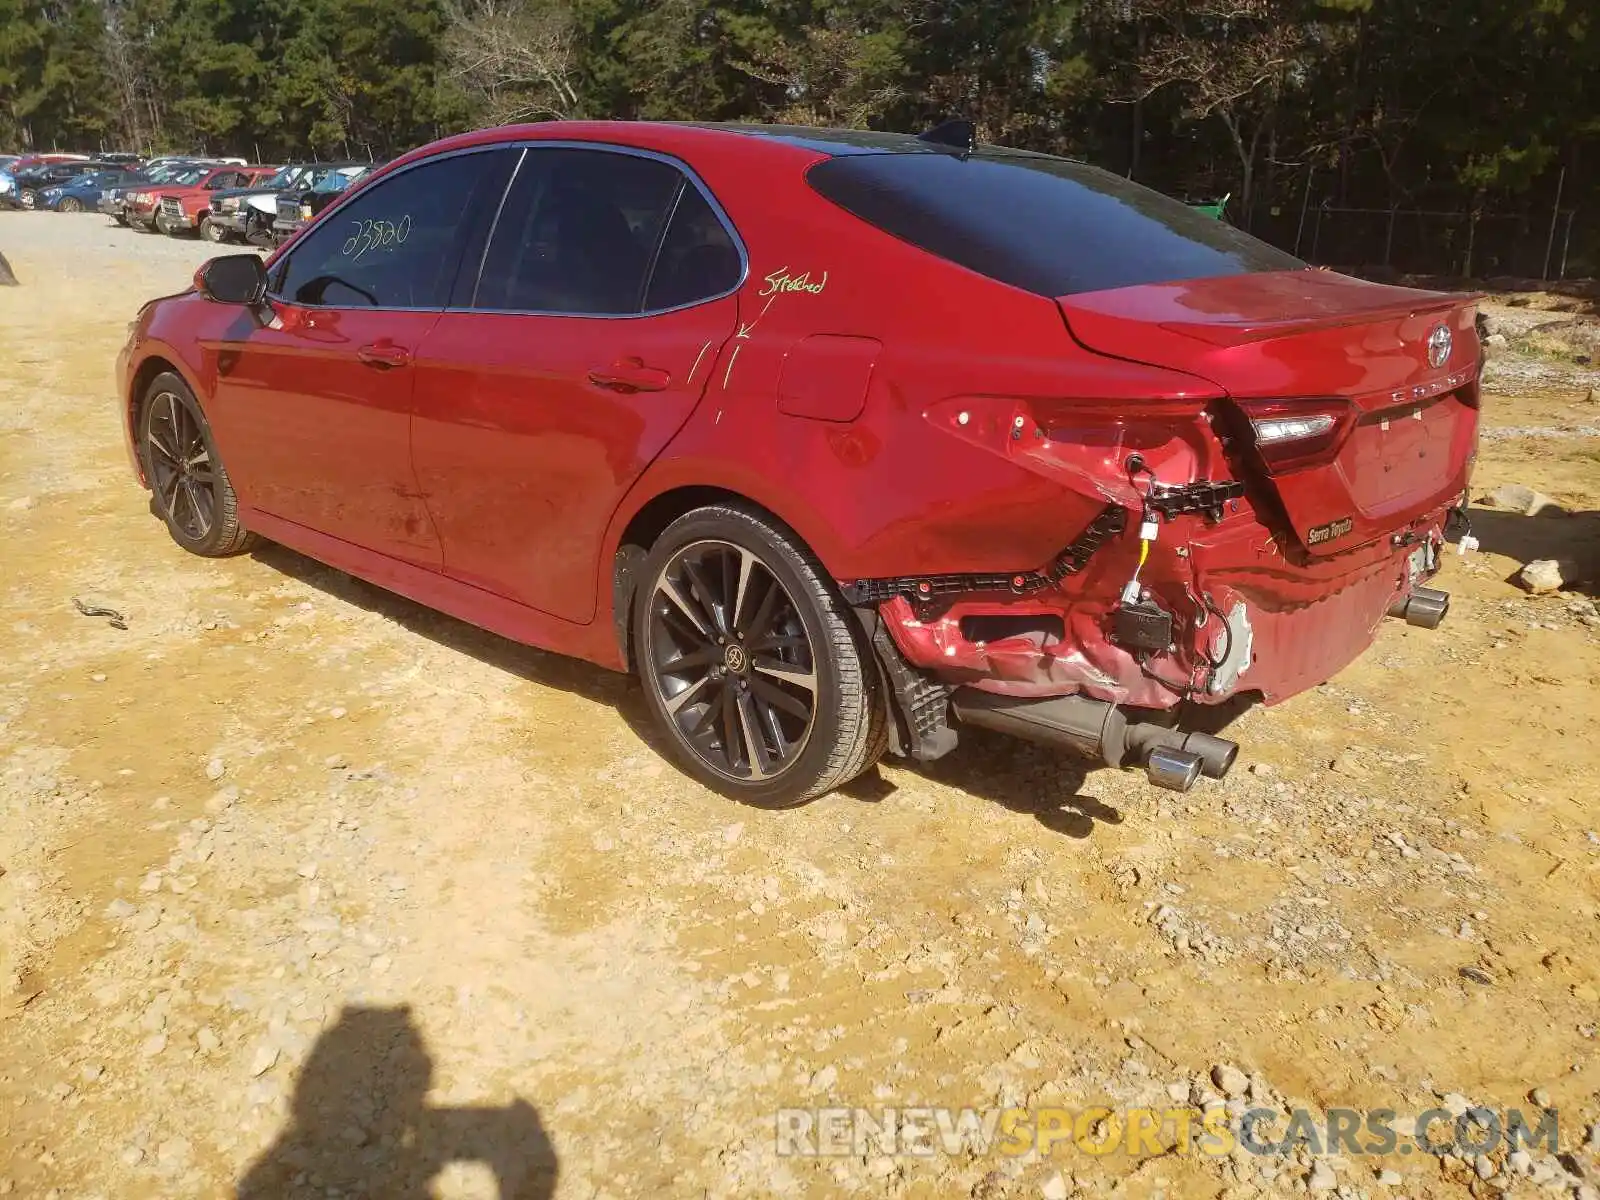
1138,537 -> 1150,568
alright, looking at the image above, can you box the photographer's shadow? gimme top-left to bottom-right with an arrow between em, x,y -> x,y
237,1004 -> 556,1199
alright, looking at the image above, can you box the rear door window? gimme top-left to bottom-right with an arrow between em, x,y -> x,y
644,184 -> 744,311
807,151 -> 1304,297
273,150 -> 515,310
473,148 -> 685,315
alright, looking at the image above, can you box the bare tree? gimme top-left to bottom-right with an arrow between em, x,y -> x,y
100,3 -> 147,149
442,0 -> 580,124
1092,0 -> 1344,226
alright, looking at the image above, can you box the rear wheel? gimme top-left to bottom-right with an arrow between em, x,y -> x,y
19,189 -> 38,210
633,504 -> 887,808
138,372 -> 256,557
59,197 -> 82,213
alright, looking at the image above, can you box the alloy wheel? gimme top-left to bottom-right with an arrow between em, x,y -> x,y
145,390 -> 216,543
645,539 -> 819,782
60,197 -> 82,213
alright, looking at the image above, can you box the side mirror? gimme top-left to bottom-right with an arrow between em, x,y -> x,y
195,253 -> 267,306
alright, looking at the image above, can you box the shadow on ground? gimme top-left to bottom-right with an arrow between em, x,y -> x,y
236,1005 -> 556,1199
253,543 -> 1150,834
1463,504 -> 1600,592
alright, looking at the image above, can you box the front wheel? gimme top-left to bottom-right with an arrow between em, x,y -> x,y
138,372 -> 256,557
59,197 -> 82,213
633,504 -> 887,808
200,216 -> 226,242
19,189 -> 38,210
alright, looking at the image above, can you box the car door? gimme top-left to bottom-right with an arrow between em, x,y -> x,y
410,145 -> 744,623
205,147 -> 517,568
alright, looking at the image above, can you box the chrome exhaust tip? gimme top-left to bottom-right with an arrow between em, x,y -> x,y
1146,746 -> 1204,793
1388,585 -> 1449,629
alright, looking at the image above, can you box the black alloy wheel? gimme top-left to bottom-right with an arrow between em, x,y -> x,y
648,538 -> 819,782
634,505 -> 887,807
138,372 -> 256,556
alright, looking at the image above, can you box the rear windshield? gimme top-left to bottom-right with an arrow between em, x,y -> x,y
807,150 -> 1304,297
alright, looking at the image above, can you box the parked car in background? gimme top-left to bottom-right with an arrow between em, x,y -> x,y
270,163 -> 371,243
205,163 -> 323,244
124,164 -> 246,231
39,166 -> 139,212
155,165 -> 277,237
91,151 -> 144,167
100,160 -> 213,224
118,120 -> 1481,804
9,159 -> 100,209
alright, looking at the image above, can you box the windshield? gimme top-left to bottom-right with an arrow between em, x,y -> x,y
808,149 -> 1304,297
166,167 -> 206,186
262,165 -> 305,189
311,167 -> 362,191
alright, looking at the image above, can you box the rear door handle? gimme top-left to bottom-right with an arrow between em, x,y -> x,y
587,359 -> 670,392
358,342 -> 411,369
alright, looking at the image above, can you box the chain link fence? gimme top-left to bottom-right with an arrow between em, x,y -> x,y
1246,204 -> 1587,282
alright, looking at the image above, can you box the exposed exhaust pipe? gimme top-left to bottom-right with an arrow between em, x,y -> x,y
1388,584 -> 1449,629
948,690 -> 1239,793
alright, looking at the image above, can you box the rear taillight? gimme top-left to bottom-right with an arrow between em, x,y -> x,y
1239,398 -> 1355,473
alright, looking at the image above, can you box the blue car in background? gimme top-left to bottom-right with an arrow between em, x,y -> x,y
40,168 -> 138,212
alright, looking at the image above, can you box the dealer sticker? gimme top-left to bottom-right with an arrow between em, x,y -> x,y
1306,516 -> 1354,545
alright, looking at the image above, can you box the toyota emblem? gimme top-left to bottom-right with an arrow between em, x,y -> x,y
1427,324 -> 1452,369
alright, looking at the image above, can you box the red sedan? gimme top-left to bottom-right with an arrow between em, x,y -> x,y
116,120 -> 1481,805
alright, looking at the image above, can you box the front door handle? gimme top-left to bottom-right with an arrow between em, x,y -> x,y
358,341 -> 411,369
587,359 -> 670,392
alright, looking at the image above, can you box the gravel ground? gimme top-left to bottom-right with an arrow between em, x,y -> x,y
4,212 -> 1600,1199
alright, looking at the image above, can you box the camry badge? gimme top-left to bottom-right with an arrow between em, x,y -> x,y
1427,324 -> 1452,369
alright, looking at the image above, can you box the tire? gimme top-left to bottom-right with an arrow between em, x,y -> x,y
199,216 -> 225,242
59,197 -> 82,213
633,503 -> 887,807
137,372 -> 257,557
19,189 -> 37,210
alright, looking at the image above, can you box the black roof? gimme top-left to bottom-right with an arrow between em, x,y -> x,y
682,122 -> 1080,165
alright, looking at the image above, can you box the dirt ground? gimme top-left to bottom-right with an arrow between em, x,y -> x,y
3,213 -> 1600,1200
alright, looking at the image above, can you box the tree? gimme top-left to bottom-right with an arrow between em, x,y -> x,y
443,0 -> 580,122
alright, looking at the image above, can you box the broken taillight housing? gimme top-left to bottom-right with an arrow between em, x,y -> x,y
1238,398 -> 1356,473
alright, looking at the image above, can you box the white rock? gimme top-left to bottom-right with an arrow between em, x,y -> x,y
196,1027 -> 221,1054
1520,560 -> 1566,594
139,1033 -> 167,1057
1480,483 -> 1560,516
249,1043 -> 279,1077
810,1065 -> 838,1093
1307,1160 -> 1337,1192
297,862 -> 318,879
1211,1063 -> 1249,1098
1376,1168 -> 1402,1186
204,758 -> 225,781
104,899 -> 136,920
1041,1171 -> 1069,1200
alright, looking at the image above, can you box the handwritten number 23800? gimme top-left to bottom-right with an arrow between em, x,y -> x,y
342,215 -> 411,260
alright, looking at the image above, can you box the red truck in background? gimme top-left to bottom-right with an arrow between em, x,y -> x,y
126,164 -> 275,235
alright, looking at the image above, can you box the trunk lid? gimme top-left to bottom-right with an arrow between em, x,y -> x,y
1058,269 -> 1482,556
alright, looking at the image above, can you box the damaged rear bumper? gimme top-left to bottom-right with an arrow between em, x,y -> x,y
851,493 -> 1459,789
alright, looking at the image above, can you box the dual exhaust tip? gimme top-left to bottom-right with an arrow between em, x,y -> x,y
1388,584 -> 1449,629
949,690 -> 1238,794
